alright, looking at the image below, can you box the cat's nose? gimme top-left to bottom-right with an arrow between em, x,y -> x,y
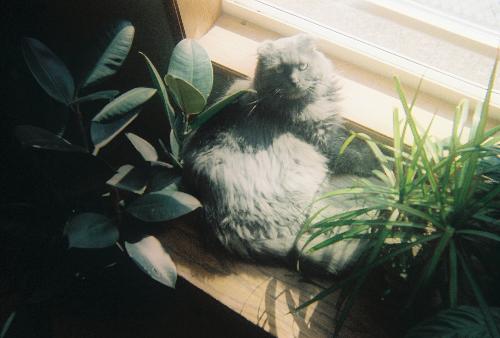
290,72 -> 300,86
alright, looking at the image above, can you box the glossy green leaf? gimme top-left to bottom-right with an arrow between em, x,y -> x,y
190,89 -> 251,130
71,90 -> 119,105
147,170 -> 182,192
92,87 -> 156,123
91,109 -> 139,150
14,125 -> 85,152
139,52 -> 177,135
64,212 -> 118,249
126,190 -> 201,222
106,164 -> 149,195
168,39 -> 213,99
405,306 -> 500,338
169,129 -> 180,160
125,133 -> 158,162
165,74 -> 206,114
125,236 -> 177,288
22,37 -> 75,105
80,20 -> 135,88
0,311 -> 15,338
158,138 -> 183,169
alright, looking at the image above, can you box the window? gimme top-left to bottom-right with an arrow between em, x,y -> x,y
178,0 -> 500,139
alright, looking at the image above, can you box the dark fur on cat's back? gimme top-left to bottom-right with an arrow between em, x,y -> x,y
183,34 -> 378,273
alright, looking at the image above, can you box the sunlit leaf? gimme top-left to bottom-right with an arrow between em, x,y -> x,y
80,20 -> 135,88
126,190 -> 201,222
106,164 -> 149,195
168,39 -> 213,99
125,133 -> 158,162
91,109 -> 139,150
165,74 -> 206,115
92,87 -> 156,123
125,236 -> 176,288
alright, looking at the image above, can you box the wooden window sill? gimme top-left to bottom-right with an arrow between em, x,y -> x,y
198,14 -> 499,142
159,220 -> 389,338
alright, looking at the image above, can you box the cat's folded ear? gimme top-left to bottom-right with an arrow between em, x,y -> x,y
257,40 -> 275,57
296,34 -> 316,50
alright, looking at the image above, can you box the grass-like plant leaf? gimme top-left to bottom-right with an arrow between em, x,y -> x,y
22,37 -> 75,105
456,229 -> 500,242
299,58 -> 500,338
404,226 -> 454,309
404,306 -> 500,338
458,252 -> 500,338
295,233 -> 441,311
448,240 -> 458,308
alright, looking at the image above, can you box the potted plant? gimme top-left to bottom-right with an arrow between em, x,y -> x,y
1,18 -> 249,336
297,59 -> 500,337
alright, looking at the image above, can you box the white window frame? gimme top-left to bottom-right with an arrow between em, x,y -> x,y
222,0 -> 500,117
366,0 -> 500,49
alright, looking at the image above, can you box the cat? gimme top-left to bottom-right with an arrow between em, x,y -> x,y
182,34 -> 379,274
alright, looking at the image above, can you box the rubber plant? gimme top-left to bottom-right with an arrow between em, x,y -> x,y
13,20 -> 182,296
113,39 -> 252,225
296,56 -> 500,337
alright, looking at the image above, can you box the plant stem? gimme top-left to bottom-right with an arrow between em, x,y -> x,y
110,187 -> 122,227
75,103 -> 90,151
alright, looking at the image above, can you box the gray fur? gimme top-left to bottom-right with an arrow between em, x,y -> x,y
183,34 -> 378,274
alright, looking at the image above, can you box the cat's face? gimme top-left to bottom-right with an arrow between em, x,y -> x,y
254,34 -> 333,102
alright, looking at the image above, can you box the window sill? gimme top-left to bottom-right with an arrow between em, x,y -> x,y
195,4 -> 499,141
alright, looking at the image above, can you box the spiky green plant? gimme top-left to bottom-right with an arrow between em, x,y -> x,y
297,57 -> 500,337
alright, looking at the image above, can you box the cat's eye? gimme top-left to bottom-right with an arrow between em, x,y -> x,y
275,65 -> 284,73
299,63 -> 308,71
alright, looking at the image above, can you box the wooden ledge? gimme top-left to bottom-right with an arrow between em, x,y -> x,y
158,221 -> 389,338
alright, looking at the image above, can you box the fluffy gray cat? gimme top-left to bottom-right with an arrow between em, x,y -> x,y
183,34 -> 378,274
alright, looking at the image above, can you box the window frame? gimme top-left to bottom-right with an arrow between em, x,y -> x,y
174,0 -> 499,141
